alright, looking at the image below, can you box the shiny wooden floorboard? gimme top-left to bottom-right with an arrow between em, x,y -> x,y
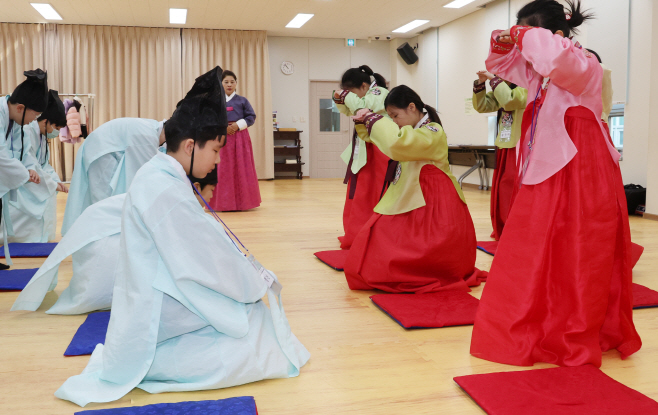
1,179 -> 657,414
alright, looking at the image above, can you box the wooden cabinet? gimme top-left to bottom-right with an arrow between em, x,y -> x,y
273,130 -> 304,179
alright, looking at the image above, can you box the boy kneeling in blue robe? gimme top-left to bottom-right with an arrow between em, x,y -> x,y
55,67 -> 310,407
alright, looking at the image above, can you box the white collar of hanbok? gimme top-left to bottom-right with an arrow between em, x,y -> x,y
158,152 -> 190,184
226,92 -> 236,102
414,114 -> 429,129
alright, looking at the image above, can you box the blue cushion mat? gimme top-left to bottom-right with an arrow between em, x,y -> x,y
0,242 -> 57,258
64,311 -> 111,356
0,268 -> 38,291
74,396 -> 258,414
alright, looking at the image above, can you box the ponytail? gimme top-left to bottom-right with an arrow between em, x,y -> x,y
423,104 -> 442,125
564,0 -> 593,34
516,0 -> 594,38
385,85 -> 442,127
341,65 -> 388,91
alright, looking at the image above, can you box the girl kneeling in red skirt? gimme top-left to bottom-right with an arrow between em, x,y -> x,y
344,85 -> 485,293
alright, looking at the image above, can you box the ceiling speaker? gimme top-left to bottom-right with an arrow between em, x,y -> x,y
397,42 -> 418,65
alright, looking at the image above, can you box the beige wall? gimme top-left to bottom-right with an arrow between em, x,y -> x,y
269,0 -> 652,200
622,0 -> 652,188
388,29 -> 439,109
437,0 -> 509,185
646,0 -> 658,215
268,37 -> 390,176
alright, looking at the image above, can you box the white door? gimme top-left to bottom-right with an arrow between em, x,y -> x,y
309,81 -> 352,179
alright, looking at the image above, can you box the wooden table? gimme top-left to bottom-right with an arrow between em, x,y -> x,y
448,145 -> 497,190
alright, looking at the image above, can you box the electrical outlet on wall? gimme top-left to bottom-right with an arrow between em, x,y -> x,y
292,116 -> 297,122
300,116 -> 306,123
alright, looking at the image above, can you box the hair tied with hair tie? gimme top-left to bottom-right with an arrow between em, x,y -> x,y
565,13 -> 572,21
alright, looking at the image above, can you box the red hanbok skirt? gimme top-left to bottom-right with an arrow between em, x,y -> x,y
210,129 -> 262,211
470,106 -> 641,367
339,142 -> 389,249
344,165 -> 485,293
490,147 -> 518,240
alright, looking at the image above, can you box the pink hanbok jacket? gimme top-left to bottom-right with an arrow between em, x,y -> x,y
486,26 -> 619,185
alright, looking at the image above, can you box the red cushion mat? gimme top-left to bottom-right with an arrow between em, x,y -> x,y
454,365 -> 658,415
476,241 -> 498,256
633,283 -> 658,309
314,250 -> 349,271
370,290 -> 479,328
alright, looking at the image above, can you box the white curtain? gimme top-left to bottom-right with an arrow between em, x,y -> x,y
182,29 -> 274,179
45,25 -> 183,180
0,24 -> 273,180
0,23 -> 44,95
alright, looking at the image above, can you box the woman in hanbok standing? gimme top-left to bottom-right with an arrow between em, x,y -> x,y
209,70 -> 261,211
470,0 -> 641,367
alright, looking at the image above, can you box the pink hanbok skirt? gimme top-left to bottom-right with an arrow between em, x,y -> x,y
209,129 -> 261,211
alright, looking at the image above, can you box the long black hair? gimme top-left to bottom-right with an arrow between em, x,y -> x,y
341,65 -> 388,91
384,85 -> 441,126
586,48 -> 602,63
517,0 -> 594,38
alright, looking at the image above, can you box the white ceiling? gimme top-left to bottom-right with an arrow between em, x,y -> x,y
0,0 -> 495,38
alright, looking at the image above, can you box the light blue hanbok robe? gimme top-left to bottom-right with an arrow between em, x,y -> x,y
0,96 -> 30,263
5,106 -> 38,171
61,118 -> 164,236
11,194 -> 123,314
55,152 -> 309,407
3,121 -> 59,243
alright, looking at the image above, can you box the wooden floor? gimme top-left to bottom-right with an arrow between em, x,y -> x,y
2,179 -> 658,414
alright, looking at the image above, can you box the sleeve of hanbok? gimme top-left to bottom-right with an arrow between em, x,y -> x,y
21,137 -> 39,171
492,81 -> 528,111
361,114 -> 448,162
240,98 -> 256,128
334,90 -> 385,116
333,90 -> 353,116
42,162 -> 61,183
509,25 -> 602,96
473,88 -> 500,113
0,145 -> 29,195
150,197 -> 268,306
485,30 -> 539,91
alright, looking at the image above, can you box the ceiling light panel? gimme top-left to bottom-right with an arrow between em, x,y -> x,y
170,8 -> 187,24
286,14 -> 314,28
392,20 -> 430,33
444,0 -> 477,8
31,3 -> 62,20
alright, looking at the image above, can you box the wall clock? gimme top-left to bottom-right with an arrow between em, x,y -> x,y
281,61 -> 294,75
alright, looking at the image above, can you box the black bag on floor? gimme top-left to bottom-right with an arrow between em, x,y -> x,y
624,184 -> 646,216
